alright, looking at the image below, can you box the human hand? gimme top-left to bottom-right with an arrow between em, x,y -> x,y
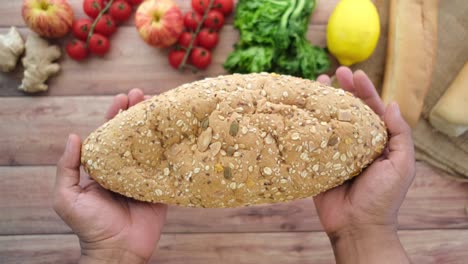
315,67 -> 415,263
53,89 -> 167,264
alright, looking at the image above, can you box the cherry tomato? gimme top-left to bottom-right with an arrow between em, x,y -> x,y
72,18 -> 93,41
109,0 -> 132,22
168,50 -> 186,69
213,0 -> 234,15
203,10 -> 224,31
190,47 -> 211,69
89,34 -> 111,56
178,32 -> 198,48
126,0 -> 143,5
183,11 -> 202,32
95,15 -> 117,36
66,39 -> 89,61
192,0 -> 233,15
197,29 -> 219,50
192,0 -> 210,15
83,0 -> 104,19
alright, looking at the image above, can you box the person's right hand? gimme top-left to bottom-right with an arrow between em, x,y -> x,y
314,67 -> 415,263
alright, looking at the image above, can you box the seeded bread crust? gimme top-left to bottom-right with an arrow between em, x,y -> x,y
81,73 -> 387,208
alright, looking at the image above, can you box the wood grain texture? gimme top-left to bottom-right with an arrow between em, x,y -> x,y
0,0 -> 391,97
0,163 -> 467,235
0,0 -> 339,27
0,96 -> 110,165
0,25 -> 328,96
0,0 -> 393,98
1,1 -> 467,263
1,230 -> 468,264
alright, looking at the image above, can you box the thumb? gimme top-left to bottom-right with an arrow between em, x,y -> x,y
384,102 -> 415,179
55,134 -> 82,191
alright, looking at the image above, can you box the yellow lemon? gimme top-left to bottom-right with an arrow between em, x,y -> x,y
327,0 -> 380,66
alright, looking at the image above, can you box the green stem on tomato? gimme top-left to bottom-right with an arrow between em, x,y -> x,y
86,0 -> 115,47
185,64 -> 199,73
178,0 -> 216,71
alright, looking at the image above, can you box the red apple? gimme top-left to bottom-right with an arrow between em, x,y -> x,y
135,0 -> 183,48
22,0 -> 74,38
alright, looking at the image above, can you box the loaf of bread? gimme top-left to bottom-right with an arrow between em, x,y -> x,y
81,73 -> 387,208
382,0 -> 439,128
429,62 -> 468,137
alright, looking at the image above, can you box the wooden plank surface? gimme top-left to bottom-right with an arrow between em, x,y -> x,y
0,96 -> 109,165
0,0 -> 392,97
1,230 -> 467,264
0,0 -> 338,27
0,25 -> 329,96
0,0 -> 391,97
1,163 -> 467,235
1,1 -> 467,263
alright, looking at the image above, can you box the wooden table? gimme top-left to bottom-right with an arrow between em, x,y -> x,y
1,0 -> 468,263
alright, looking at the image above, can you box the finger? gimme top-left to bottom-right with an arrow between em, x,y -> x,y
384,102 -> 415,177
385,102 -> 414,154
152,203 -> 169,231
150,203 -> 169,221
313,182 -> 348,207
317,74 -> 331,85
336,66 -> 355,93
353,70 -> 386,116
106,94 -> 129,120
79,168 -> 95,188
56,134 -> 82,191
128,88 -> 145,107
131,202 -> 168,242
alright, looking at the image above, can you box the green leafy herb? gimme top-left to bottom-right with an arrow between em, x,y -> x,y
224,0 -> 330,79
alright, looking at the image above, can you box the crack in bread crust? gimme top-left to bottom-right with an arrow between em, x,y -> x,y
81,73 -> 387,208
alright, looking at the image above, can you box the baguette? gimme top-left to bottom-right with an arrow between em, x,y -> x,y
382,0 -> 439,128
429,62 -> 468,137
81,73 -> 387,208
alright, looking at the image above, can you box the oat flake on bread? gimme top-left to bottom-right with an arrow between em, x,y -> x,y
81,73 -> 387,208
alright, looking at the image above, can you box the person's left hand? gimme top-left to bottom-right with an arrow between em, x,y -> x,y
53,89 -> 167,264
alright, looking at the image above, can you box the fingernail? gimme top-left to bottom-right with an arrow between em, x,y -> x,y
355,69 -> 365,76
338,66 -> 349,71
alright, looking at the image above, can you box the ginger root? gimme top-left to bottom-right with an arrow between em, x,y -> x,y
0,27 -> 25,72
19,34 -> 61,93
